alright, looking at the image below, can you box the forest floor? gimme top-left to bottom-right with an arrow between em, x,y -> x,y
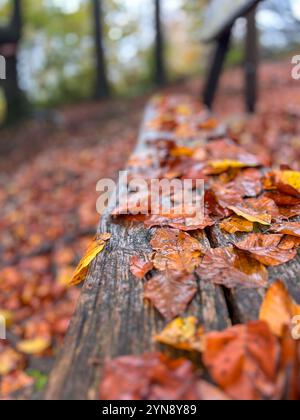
0,60 -> 299,399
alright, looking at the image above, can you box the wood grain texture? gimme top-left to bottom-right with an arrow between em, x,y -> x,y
44,102 -> 230,400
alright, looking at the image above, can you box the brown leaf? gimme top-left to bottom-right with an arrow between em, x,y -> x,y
129,255 -> 153,279
144,214 -> 214,231
155,317 -> 204,352
235,233 -> 297,266
220,216 -> 254,234
144,271 -> 197,320
259,280 -> 300,337
99,352 -> 201,400
197,380 -> 232,401
203,321 -> 280,400
269,222 -> 300,238
228,196 -> 279,225
150,228 -> 203,273
197,246 -> 268,289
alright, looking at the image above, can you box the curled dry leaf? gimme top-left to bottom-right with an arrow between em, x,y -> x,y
69,233 -> 111,286
155,317 -> 204,352
150,228 -> 203,273
197,246 -> 268,289
235,233 -> 297,266
203,321 -> 280,400
269,222 -> 300,238
99,352 -> 201,400
259,280 -> 300,337
129,255 -> 153,280
144,271 -> 197,320
228,196 -> 278,225
220,216 -> 254,234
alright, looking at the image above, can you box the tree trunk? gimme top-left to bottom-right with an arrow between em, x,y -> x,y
154,0 -> 166,86
92,0 -> 109,99
0,0 -> 26,125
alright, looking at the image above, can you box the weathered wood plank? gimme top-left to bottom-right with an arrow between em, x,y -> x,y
44,101 -> 230,400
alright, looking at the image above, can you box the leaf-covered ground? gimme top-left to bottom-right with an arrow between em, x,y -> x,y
0,61 -> 299,399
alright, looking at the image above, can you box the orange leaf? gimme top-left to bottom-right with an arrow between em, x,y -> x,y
228,196 -> 278,225
270,222 -> 300,238
144,271 -> 197,320
203,321 -> 279,400
235,233 -> 297,266
129,255 -> 153,280
69,233 -> 111,286
150,228 -> 203,273
220,216 -> 254,234
197,246 -> 268,289
259,280 -> 300,337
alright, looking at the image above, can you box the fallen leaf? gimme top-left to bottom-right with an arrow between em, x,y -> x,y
0,346 -> 25,376
275,326 -> 300,400
220,216 -> 254,234
144,271 -> 197,320
197,246 -> 268,289
259,280 -> 300,337
155,317 -> 204,352
269,222 -> 300,238
235,233 -> 297,266
0,371 -> 34,398
150,228 -> 203,273
144,214 -> 214,232
203,321 -> 279,400
69,233 -> 111,286
99,352 -> 201,400
228,196 -> 278,225
278,170 -> 300,193
129,255 -> 154,280
17,337 -> 51,355
197,380 -> 231,401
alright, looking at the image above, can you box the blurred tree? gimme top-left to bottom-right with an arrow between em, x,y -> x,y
154,0 -> 166,86
0,0 -> 27,124
92,0 -> 109,99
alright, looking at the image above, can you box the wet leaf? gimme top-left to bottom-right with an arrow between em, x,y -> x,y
155,317 -> 204,352
235,233 -> 297,266
197,246 -> 268,289
69,233 -> 111,286
129,255 -> 154,280
269,222 -> 300,238
228,196 -> 278,225
220,216 -> 254,234
144,271 -> 197,320
150,228 -> 203,273
203,321 -> 279,400
259,280 -> 300,337
99,352 -> 201,400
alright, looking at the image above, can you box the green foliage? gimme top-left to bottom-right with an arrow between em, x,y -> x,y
26,369 -> 48,392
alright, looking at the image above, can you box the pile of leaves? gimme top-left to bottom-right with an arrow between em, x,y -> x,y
96,95 -> 300,400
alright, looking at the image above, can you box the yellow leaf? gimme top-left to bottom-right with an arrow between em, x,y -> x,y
171,146 -> 194,158
0,310 -> 13,328
220,216 -> 254,234
17,337 -> 51,355
69,233 -> 111,286
208,160 -> 255,174
279,170 -> 300,192
155,316 -> 204,352
259,280 -> 300,337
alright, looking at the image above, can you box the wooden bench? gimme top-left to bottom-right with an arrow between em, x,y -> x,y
44,96 -> 300,400
201,0 -> 262,112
